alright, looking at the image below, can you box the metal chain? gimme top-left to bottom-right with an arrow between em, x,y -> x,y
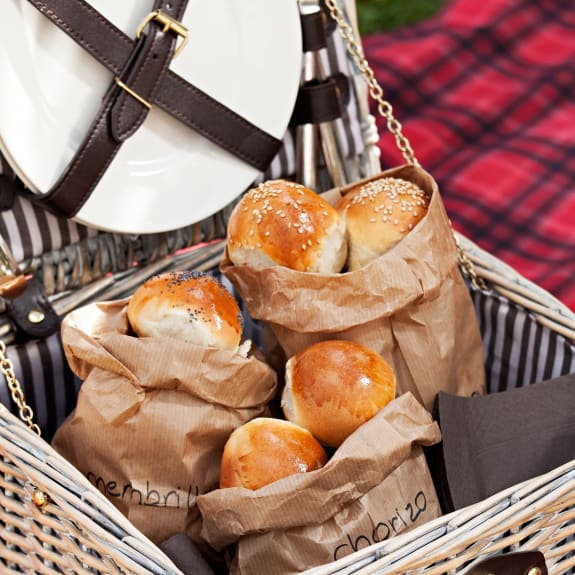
453,234 -> 488,291
0,339 -> 41,436
323,0 -> 419,165
324,0 -> 488,289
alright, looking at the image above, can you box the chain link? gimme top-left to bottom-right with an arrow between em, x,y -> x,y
324,0 -> 488,287
323,0 -> 419,165
453,234 -> 488,291
0,339 -> 41,436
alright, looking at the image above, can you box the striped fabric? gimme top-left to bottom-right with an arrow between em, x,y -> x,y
0,332 -> 79,441
470,285 -> 575,395
363,0 -> 575,311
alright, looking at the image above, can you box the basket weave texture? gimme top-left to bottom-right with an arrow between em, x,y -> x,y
0,238 -> 574,574
0,402 -> 183,575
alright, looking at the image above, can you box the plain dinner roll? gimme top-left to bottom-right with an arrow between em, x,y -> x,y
127,271 -> 242,352
282,340 -> 396,447
226,179 -> 348,273
219,417 -> 328,490
336,176 -> 429,270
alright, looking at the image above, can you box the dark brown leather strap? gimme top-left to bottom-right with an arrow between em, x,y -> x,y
25,0 -> 284,217
31,0 -> 185,217
110,0 -> 189,141
28,0 -> 282,170
301,10 -> 328,52
291,73 -> 350,126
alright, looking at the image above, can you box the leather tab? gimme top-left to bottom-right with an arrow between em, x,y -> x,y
464,551 -> 547,575
301,10 -> 327,52
3,277 -> 61,340
291,74 -> 350,126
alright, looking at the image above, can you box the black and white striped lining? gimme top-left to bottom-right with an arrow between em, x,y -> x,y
0,332 -> 79,441
470,285 -> 575,394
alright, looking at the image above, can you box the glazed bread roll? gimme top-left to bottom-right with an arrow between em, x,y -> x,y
127,271 -> 243,352
219,417 -> 328,490
282,340 -> 396,447
336,177 -> 429,271
226,179 -> 348,273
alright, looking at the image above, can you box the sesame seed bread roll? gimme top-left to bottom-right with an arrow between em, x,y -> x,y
336,177 -> 430,271
282,340 -> 396,448
219,417 -> 328,490
127,271 -> 243,352
226,179 -> 348,273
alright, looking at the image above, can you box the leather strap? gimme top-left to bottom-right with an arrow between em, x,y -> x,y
301,10 -> 329,52
291,73 -> 350,126
25,0 -> 284,217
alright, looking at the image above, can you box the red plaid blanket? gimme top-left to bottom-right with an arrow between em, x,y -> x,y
363,0 -> 575,310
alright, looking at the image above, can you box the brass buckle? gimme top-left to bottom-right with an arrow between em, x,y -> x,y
136,10 -> 189,59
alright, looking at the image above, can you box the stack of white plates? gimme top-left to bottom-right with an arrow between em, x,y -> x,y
0,0 -> 302,233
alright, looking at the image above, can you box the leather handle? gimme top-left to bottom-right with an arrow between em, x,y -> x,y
464,551 -> 547,575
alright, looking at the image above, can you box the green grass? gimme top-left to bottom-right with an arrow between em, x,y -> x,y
356,0 -> 446,35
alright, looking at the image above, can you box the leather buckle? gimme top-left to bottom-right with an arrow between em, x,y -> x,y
136,10 -> 188,59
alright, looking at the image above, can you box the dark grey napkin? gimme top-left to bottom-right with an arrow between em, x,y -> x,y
434,373 -> 575,511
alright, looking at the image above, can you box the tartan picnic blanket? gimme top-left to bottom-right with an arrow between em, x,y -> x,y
363,0 -> 575,311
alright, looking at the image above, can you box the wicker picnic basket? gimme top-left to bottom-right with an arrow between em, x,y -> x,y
2,1 -> 575,574
1,234 -> 575,575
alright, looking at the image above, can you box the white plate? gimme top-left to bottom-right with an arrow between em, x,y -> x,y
0,0 -> 302,233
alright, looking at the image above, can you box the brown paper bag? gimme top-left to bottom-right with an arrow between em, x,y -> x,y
221,164 -> 486,411
197,392 -> 442,575
51,299 -> 277,546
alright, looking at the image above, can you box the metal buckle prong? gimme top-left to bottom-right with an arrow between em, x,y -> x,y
114,77 -> 153,109
136,10 -> 189,59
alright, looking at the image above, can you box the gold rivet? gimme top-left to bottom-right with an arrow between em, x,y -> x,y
27,309 -> 46,324
525,568 -> 543,575
32,488 -> 50,510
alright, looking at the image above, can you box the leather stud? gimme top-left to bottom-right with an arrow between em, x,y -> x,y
27,309 -> 46,324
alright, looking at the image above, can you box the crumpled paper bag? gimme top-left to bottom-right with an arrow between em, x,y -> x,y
221,164 -> 486,411
197,392 -> 442,575
52,298 -> 277,547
